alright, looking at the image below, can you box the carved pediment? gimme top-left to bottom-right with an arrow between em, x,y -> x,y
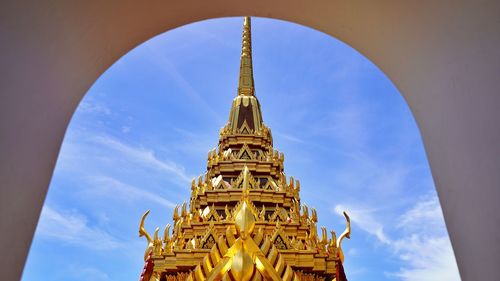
232,168 -> 259,189
231,198 -> 260,220
274,235 -> 288,250
268,205 -> 289,223
239,120 -> 253,134
262,177 -> 278,191
270,223 -> 293,250
199,223 -> 219,250
201,234 -> 216,249
236,143 -> 255,160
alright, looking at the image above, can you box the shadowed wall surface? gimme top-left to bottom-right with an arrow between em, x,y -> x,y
0,1 -> 499,280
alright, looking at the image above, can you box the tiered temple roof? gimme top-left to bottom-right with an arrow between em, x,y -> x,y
138,17 -> 350,281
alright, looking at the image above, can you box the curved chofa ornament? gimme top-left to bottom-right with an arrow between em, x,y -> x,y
163,223 -> 172,254
336,211 -> 351,263
135,16 -> 352,281
139,210 -> 153,261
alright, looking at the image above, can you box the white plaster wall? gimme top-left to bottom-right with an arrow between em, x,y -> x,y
1,1 -> 499,280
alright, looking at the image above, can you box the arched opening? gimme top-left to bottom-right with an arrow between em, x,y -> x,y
22,17 -> 459,280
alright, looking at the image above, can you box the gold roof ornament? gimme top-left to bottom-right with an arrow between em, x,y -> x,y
138,17 -> 351,281
336,212 -> 351,263
238,17 -> 255,97
227,17 -> 265,135
139,210 -> 153,262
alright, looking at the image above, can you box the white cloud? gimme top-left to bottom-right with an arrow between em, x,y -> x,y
145,44 -> 224,124
335,204 -> 391,245
392,196 -> 460,281
78,100 -> 111,115
334,195 -> 461,281
274,131 -> 305,144
171,127 -> 219,156
36,206 -> 121,250
391,236 -> 460,281
87,176 -> 177,209
93,135 -> 193,183
397,195 -> 446,235
331,150 -> 413,201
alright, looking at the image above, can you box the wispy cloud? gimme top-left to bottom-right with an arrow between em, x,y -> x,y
319,104 -> 370,147
391,196 -> 460,281
334,195 -> 460,281
335,204 -> 391,245
397,195 -> 445,234
391,235 -> 459,281
274,131 -> 305,144
78,99 -> 111,116
93,135 -> 193,183
36,206 -> 121,250
145,44 -> 224,124
171,127 -> 219,156
87,176 -> 177,209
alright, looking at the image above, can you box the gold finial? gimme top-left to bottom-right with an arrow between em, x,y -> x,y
328,230 -> 337,251
153,227 -> 162,255
238,16 -> 255,96
173,205 -> 179,222
163,224 -> 171,243
337,211 -> 351,263
181,201 -> 187,218
139,210 -> 154,261
336,211 -> 351,248
139,210 -> 152,242
320,226 -> 328,245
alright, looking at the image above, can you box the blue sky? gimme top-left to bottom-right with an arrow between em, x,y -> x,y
22,17 -> 460,281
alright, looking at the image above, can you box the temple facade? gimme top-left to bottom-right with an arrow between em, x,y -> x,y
138,17 -> 350,281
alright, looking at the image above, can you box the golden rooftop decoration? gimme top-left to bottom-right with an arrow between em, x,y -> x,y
238,17 -> 255,96
138,16 -> 351,281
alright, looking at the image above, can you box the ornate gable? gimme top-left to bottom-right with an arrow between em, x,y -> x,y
236,143 -> 255,160
270,222 -> 293,250
268,205 -> 289,223
239,120 -> 253,134
199,223 -> 219,249
232,168 -> 259,189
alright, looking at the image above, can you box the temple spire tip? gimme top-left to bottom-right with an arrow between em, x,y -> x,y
238,16 -> 255,96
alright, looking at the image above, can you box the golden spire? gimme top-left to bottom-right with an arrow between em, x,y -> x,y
137,16 -> 351,281
238,16 -> 255,96
225,16 -> 265,134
